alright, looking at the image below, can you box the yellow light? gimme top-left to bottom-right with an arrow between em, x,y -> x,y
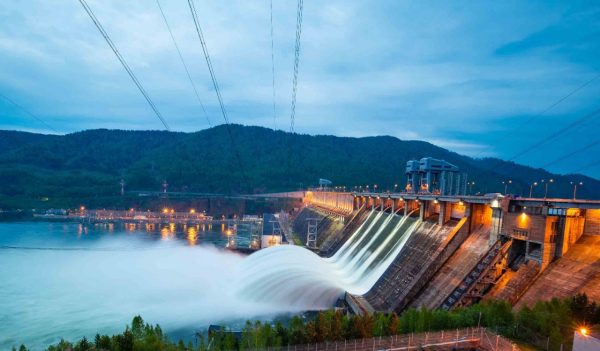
80,206 -> 85,211
170,209 -> 175,214
458,201 -> 464,206
520,212 -> 528,223
187,227 -> 197,246
190,209 -> 196,214
580,327 -> 588,336
162,208 -> 169,214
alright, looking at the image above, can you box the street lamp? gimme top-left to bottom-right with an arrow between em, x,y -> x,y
529,181 -> 538,198
502,180 -> 512,195
394,184 -> 398,192
374,184 -> 378,193
571,181 -> 583,199
541,179 -> 554,198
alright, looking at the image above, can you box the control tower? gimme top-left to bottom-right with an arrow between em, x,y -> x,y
405,157 -> 466,195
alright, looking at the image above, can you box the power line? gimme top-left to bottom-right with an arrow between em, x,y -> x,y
0,93 -> 59,133
285,0 -> 304,188
513,74 -> 600,134
474,73 -> 600,158
270,0 -> 277,128
187,0 -> 231,126
289,0 -> 304,133
156,0 -> 211,128
186,0 -> 248,186
507,106 -> 600,162
472,107 -> 600,190
571,159 -> 600,174
540,139 -> 600,169
78,0 -> 170,131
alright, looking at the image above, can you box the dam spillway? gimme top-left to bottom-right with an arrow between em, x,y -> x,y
235,210 -> 420,306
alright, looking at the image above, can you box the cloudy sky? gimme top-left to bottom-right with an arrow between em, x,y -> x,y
0,1 -> 599,178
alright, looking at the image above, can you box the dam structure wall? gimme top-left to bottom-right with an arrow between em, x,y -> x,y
301,188 -> 600,313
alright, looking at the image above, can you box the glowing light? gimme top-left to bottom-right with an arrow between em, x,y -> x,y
190,209 -> 196,214
80,206 -> 85,211
519,212 -> 528,224
458,201 -> 464,206
187,227 -> 197,246
162,208 -> 169,214
160,227 -> 170,240
580,327 -> 588,336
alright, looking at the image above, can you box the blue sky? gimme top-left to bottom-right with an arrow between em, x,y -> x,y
0,1 -> 599,178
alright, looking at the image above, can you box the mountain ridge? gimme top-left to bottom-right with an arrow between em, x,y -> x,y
0,125 -> 597,209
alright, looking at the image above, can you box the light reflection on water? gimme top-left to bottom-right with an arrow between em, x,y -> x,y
14,220 -> 254,248
187,226 -> 198,246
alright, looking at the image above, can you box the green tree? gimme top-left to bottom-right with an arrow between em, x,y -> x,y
116,329 -> 134,351
288,316 -> 306,345
240,320 -> 255,350
74,337 -> 90,351
274,321 -> 288,346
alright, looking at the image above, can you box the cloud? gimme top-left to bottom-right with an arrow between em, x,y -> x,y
0,0 -> 598,178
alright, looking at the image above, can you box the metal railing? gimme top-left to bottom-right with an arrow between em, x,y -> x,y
239,327 -> 517,351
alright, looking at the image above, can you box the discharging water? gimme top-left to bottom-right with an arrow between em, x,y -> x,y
0,222 -> 306,349
1,211 -> 420,349
235,210 -> 421,306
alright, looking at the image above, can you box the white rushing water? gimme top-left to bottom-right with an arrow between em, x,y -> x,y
0,237 -> 307,349
235,210 -> 421,305
1,212 -> 419,349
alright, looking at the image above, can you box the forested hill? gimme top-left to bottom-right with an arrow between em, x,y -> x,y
0,125 -> 597,209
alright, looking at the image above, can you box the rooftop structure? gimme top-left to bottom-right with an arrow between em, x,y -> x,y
405,157 -> 466,196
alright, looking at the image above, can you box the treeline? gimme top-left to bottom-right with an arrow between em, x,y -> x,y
1,126 -> 598,210
15,294 -> 600,351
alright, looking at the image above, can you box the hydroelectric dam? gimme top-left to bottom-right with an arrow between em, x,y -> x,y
240,158 -> 600,315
